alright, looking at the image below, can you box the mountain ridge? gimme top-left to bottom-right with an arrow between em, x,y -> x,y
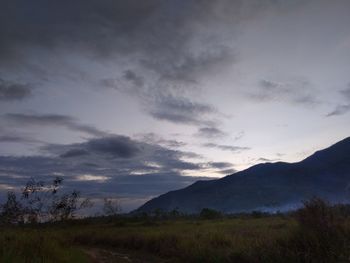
137,137 -> 350,213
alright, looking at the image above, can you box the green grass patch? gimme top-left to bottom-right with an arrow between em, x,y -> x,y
2,202 -> 350,263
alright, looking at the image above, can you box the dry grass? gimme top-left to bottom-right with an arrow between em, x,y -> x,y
2,200 -> 350,263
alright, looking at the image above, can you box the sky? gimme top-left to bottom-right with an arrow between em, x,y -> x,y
0,0 -> 350,211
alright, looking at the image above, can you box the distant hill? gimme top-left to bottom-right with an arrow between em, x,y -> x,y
137,137 -> 350,213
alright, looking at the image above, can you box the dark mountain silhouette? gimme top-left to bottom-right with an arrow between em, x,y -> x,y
137,137 -> 350,213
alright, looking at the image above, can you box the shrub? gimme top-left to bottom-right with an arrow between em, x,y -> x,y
0,192 -> 24,224
296,197 -> 339,231
102,198 -> 121,217
0,177 -> 93,224
255,198 -> 350,263
200,208 -> 222,219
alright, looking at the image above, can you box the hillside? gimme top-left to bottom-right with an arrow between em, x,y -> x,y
137,137 -> 350,213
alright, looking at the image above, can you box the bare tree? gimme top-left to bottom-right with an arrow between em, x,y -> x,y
50,190 -> 93,221
0,191 -> 24,224
1,177 -> 93,224
102,198 -> 121,216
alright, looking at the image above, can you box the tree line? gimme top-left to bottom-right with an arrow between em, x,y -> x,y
0,177 -> 120,224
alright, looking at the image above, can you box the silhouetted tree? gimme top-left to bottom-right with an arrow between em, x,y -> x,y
0,177 -> 93,224
102,198 -> 121,216
0,191 -> 24,224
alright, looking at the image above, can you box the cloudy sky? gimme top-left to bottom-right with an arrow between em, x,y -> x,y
0,0 -> 350,211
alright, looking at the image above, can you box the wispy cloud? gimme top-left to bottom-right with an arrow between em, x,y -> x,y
136,133 -> 187,148
256,157 -> 279,163
0,135 -> 43,144
217,168 -> 237,175
326,85 -> 350,117
102,73 -> 220,126
0,134 -> 215,210
0,0 -> 239,128
0,78 -> 32,101
3,113 -> 107,137
234,131 -> 245,141
326,104 -> 350,117
341,85 -> 350,100
206,162 -> 233,169
42,135 -> 205,173
195,127 -> 227,138
149,95 -> 217,126
202,143 -> 250,153
250,79 -> 319,106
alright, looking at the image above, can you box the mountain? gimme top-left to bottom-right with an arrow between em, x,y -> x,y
137,137 -> 350,213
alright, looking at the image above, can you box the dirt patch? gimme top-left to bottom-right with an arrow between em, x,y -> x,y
83,247 -> 168,263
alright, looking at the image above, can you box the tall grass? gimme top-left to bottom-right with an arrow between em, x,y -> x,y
252,198 -> 350,263
71,217 -> 294,262
1,199 -> 350,262
0,227 -> 88,263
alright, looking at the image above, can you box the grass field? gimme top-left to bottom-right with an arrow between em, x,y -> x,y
0,216 -> 295,263
1,200 -> 350,263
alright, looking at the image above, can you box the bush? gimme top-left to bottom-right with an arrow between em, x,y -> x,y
0,177 -> 93,224
0,192 -> 24,225
255,198 -> 350,263
200,208 -> 222,219
296,198 -> 339,231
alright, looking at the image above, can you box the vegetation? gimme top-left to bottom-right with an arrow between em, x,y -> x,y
0,213 -> 294,262
199,208 -> 223,219
0,177 -> 92,224
2,180 -> 350,262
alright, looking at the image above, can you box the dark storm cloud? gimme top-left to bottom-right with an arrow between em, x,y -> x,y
196,127 -> 227,138
3,113 -> 106,136
0,78 -> 32,101
202,143 -> 250,153
250,79 -> 319,106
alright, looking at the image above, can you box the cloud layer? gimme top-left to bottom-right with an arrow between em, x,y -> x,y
0,0 -> 241,127
327,86 -> 350,117
1,0 -> 350,212
202,143 -> 251,153
4,113 -> 106,137
0,78 -> 32,101
0,134 -> 221,210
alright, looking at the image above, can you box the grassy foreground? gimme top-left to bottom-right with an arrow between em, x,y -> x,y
0,216 -> 294,263
1,199 -> 350,263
